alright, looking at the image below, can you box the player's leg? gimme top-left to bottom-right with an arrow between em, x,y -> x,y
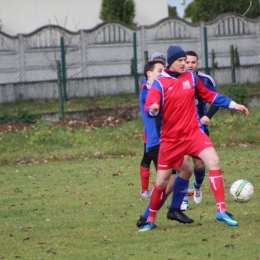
192,157 -> 205,204
140,144 -> 152,198
167,157 -> 194,223
137,145 -> 167,227
198,145 -> 238,226
179,155 -> 193,210
138,168 -> 172,231
137,172 -> 175,228
139,142 -> 194,231
191,127 -> 209,203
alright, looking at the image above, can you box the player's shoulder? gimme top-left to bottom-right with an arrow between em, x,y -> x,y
183,70 -> 197,79
197,71 -> 216,86
140,83 -> 151,91
141,76 -> 146,84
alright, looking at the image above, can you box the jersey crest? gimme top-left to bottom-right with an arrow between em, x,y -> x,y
182,80 -> 191,89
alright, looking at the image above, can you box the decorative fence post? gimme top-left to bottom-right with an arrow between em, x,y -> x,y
56,60 -> 64,119
133,32 -> 139,95
60,37 -> 68,101
230,45 -> 236,84
203,26 -> 210,75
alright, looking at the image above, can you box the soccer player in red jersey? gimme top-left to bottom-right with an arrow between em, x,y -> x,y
138,45 -> 250,231
139,52 -> 193,206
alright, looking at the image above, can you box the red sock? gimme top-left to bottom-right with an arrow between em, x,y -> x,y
140,166 -> 150,192
208,169 -> 227,213
147,184 -> 166,223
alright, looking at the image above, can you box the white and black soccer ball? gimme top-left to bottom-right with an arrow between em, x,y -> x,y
229,179 -> 254,202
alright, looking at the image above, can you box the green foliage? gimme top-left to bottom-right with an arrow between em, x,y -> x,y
168,6 -> 178,17
184,0 -> 259,23
226,85 -> 249,105
99,0 -> 136,26
0,109 -> 39,125
184,1 -> 196,19
218,81 -> 260,96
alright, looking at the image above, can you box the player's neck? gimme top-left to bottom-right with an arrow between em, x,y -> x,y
147,78 -> 154,84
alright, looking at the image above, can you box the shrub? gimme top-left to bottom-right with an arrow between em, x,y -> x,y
226,85 -> 249,105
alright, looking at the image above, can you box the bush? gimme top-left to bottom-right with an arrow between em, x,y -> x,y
226,85 -> 249,105
0,109 -> 39,125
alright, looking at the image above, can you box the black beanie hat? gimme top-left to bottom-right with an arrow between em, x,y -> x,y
167,45 -> 186,66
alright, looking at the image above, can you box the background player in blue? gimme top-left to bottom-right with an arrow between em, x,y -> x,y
139,52 -> 167,199
185,50 -> 220,204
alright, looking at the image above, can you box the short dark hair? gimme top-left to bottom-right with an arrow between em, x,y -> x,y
186,51 -> 198,59
143,60 -> 164,80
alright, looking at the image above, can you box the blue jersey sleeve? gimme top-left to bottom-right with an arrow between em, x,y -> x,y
212,93 -> 232,108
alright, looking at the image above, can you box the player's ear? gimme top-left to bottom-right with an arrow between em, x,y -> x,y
147,71 -> 152,78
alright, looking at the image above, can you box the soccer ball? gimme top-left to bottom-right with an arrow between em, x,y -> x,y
229,179 -> 254,202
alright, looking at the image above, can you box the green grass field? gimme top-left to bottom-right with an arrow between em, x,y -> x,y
0,146 -> 259,259
1,108 -> 260,259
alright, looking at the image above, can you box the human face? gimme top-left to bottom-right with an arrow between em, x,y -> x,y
185,55 -> 199,73
169,57 -> 186,73
147,63 -> 164,84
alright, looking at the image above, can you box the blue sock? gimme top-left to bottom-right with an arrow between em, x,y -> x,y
193,167 -> 206,189
170,176 -> 189,209
183,195 -> 188,203
141,194 -> 168,220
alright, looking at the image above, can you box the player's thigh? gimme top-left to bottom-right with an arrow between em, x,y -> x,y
147,145 -> 160,169
158,142 -> 186,169
198,147 -> 220,170
140,151 -> 152,168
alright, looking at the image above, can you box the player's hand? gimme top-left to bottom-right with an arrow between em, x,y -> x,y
150,103 -> 159,115
234,104 -> 250,116
200,116 -> 210,125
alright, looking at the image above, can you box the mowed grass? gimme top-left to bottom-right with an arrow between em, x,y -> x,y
0,146 -> 260,260
1,105 -> 260,259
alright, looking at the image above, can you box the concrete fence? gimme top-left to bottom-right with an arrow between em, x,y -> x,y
0,13 -> 259,105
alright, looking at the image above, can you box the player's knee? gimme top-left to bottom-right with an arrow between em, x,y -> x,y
194,162 -> 205,172
155,170 -> 171,188
206,156 -> 220,169
155,180 -> 168,188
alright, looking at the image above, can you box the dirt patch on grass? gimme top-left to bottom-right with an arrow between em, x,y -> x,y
0,106 -> 140,133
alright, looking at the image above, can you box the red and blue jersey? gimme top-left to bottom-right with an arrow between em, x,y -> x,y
145,69 -> 233,143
